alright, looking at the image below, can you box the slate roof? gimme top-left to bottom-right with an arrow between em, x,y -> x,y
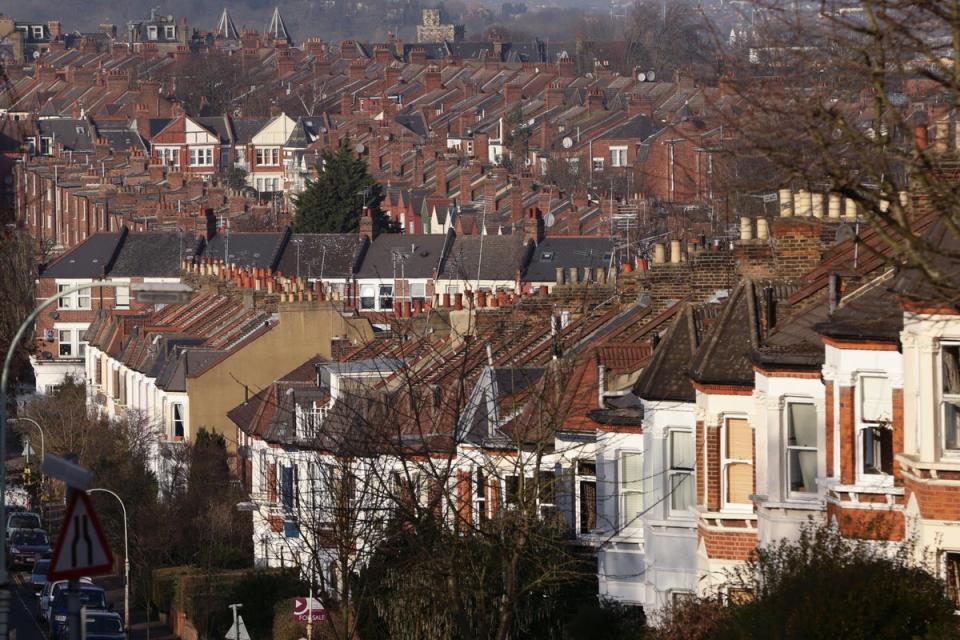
688,281 -> 759,387
41,232 -> 123,278
275,234 -> 368,279
110,232 -> 199,277
521,237 -> 615,283
203,230 -> 290,270
597,113 -> 660,141
437,234 -> 531,281
632,304 -> 701,403
356,231 -> 453,279
893,215 -> 960,308
37,118 -> 95,152
816,272 -> 902,342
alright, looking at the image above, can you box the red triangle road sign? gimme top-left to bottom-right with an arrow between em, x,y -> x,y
47,492 -> 115,581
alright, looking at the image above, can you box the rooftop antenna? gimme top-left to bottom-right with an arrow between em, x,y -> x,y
475,199 -> 487,293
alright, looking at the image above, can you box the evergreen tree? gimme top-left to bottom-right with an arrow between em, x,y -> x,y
293,139 -> 385,233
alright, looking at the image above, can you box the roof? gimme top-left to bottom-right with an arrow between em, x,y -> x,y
275,234 -> 367,279
36,118 -> 94,152
110,232 -> 199,277
521,237 -> 615,283
816,272 -> 902,343
632,304 -> 700,403
437,234 -> 530,281
203,230 -> 289,270
41,232 -> 123,278
356,232 -> 453,279
688,281 -> 760,387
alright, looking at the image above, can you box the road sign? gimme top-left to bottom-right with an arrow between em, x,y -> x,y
47,491 -> 114,581
226,614 -> 251,640
293,597 -> 326,622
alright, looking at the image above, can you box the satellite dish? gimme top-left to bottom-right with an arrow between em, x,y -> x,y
835,223 -> 855,244
646,70 -> 656,82
636,72 -> 646,82
544,213 -> 556,227
32,51 -> 40,60
561,137 -> 573,149
355,142 -> 365,154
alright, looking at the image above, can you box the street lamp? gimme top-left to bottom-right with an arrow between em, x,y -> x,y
87,488 -> 129,631
0,280 -> 192,640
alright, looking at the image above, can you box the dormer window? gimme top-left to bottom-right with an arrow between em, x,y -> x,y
165,25 -> 176,40
147,25 -> 158,40
32,26 -> 44,40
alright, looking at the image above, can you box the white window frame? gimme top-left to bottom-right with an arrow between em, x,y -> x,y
610,146 -> 628,167
940,341 -> 960,457
618,450 -> 644,529
378,284 -> 394,311
784,400 -> 819,498
147,25 -> 158,40
855,374 -> 894,486
189,147 -> 214,166
32,25 -> 44,39
256,147 -> 280,166
409,281 -> 426,302
472,467 -> 487,523
164,25 -> 175,39
575,459 -> 597,534
359,285 -> 376,310
57,282 -> 92,310
171,402 -> 185,440
592,157 -> 604,172
55,323 -> 89,359
115,285 -> 130,310
721,415 -> 753,513
668,429 -> 695,515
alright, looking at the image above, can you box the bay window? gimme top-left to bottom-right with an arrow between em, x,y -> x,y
941,343 -> 960,453
256,147 -> 280,166
722,417 -> 753,509
669,430 -> 695,512
786,402 -> 818,495
620,451 -> 643,528
858,376 -> 893,477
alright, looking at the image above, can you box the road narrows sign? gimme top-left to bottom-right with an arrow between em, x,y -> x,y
47,491 -> 114,581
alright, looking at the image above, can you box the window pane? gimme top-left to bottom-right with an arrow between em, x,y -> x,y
670,431 -> 694,470
862,427 -> 893,475
579,480 -> 597,533
410,282 -> 426,298
943,346 -> 960,394
621,452 -> 643,489
945,401 -> 960,451
671,472 -> 695,511
726,462 -> 752,504
726,418 -> 752,459
861,377 -> 891,422
116,286 -> 130,308
788,449 -> 817,493
623,492 -> 643,524
788,404 -> 817,447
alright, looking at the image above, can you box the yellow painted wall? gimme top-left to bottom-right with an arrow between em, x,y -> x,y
185,301 -> 373,451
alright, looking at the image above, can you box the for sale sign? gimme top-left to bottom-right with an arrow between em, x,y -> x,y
294,597 -> 326,622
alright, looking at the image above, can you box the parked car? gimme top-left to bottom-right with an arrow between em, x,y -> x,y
8,529 -> 50,569
61,610 -> 125,640
29,558 -> 50,596
49,585 -> 108,638
38,578 -> 93,622
6,512 -> 41,539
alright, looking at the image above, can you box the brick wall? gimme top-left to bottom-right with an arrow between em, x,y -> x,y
839,386 -> 855,484
707,424 -> 720,511
825,382 -> 834,477
770,217 -> 823,278
826,503 -> 905,541
904,470 -> 960,521
699,525 -> 757,561
892,387 -> 904,482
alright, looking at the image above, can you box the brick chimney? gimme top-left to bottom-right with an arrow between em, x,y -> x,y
523,207 -> 543,244
473,131 -> 489,163
359,206 -> 379,240
340,94 -> 354,116
586,87 -> 605,113
434,163 -> 448,196
503,83 -> 523,107
558,57 -> 575,78
305,37 -> 325,56
424,66 -> 443,92
545,83 -> 565,109
313,55 -> 330,77
374,44 -> 393,63
348,59 -> 367,81
627,94 -> 653,118
482,174 -> 497,213
409,47 -> 427,66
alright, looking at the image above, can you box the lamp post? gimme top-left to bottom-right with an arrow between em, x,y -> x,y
87,488 -> 129,631
0,280 -> 192,640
